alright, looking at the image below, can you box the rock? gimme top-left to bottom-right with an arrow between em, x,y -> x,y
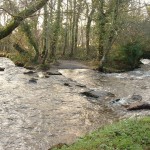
64,83 -> 71,87
24,71 -> 36,75
47,71 -> 62,75
45,75 -> 50,78
76,83 -> 86,88
111,94 -> 142,106
29,78 -> 38,83
140,59 -> 150,65
37,72 -> 45,78
127,102 -> 150,111
81,90 -> 115,99
0,67 -> 5,71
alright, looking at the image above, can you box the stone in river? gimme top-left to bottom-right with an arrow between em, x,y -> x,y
29,78 -> 38,83
47,71 -> 62,75
81,90 -> 115,99
0,67 -> 5,71
24,70 -> 36,75
127,102 -> 150,111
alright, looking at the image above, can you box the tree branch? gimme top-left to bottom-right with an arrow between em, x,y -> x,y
0,0 -> 49,40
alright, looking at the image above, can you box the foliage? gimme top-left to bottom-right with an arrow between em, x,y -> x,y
9,52 -> 32,67
53,117 -> 150,150
120,41 -> 143,68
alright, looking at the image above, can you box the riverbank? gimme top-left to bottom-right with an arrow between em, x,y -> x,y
52,117 -> 150,150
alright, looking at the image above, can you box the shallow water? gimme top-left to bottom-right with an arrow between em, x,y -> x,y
60,60 -> 150,118
0,58 -> 118,150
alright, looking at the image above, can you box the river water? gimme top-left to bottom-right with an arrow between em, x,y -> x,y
0,58 -> 150,150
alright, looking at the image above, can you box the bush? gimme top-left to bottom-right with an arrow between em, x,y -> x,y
120,41 -> 143,68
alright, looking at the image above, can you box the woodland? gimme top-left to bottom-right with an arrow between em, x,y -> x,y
0,0 -> 150,72
0,1 -> 150,150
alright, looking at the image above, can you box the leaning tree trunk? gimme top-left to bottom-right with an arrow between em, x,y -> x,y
21,22 -> 39,62
0,0 -> 49,40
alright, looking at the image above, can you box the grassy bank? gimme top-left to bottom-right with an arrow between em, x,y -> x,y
52,117 -> 150,150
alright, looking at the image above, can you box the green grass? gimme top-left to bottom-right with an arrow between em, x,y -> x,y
53,117 -> 150,150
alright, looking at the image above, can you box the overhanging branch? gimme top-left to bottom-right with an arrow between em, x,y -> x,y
0,0 -> 49,40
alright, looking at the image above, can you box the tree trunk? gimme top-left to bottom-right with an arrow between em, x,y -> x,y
86,8 -> 95,56
50,0 -> 62,58
42,4 -> 49,64
21,22 -> 39,62
70,0 -> 76,57
0,0 -> 49,40
62,0 -> 69,56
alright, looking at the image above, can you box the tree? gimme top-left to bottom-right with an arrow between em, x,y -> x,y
50,0 -> 62,58
97,0 -> 131,71
0,0 -> 49,40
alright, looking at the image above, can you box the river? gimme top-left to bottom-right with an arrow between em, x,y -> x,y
0,58 -> 150,150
